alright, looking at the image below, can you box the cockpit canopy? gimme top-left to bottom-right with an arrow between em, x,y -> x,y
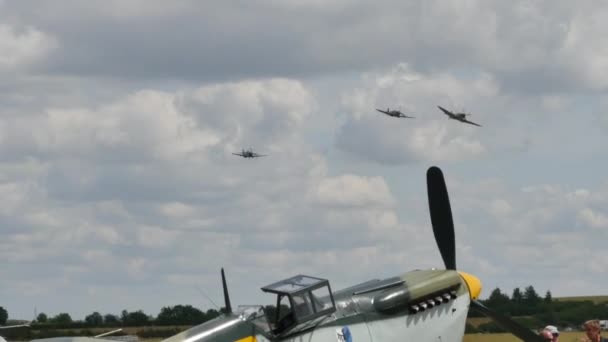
261,275 -> 336,335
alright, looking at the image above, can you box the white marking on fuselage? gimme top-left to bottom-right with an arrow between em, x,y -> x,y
182,319 -> 241,342
281,294 -> 470,342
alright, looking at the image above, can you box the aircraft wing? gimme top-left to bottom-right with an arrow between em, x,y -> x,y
437,106 -> 455,118
232,153 -> 245,157
461,118 -> 482,127
0,324 -> 30,330
375,109 -> 390,115
31,338 -> 121,342
252,153 -> 267,157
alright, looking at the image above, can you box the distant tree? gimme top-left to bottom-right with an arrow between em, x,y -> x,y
104,314 -> 119,325
85,312 -> 103,326
122,310 -> 149,326
50,313 -> 72,324
36,313 -> 48,323
511,288 -> 523,304
205,309 -> 220,321
486,288 -> 511,306
0,306 -> 7,325
523,285 -> 541,306
544,290 -> 553,303
156,305 -> 205,325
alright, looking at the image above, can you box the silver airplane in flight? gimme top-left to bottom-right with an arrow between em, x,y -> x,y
376,108 -> 415,119
437,106 -> 481,127
232,148 -> 267,158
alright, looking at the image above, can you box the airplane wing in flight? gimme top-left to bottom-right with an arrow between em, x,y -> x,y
461,118 -> 482,127
437,105 -> 455,118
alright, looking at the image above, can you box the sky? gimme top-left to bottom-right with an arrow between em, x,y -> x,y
1,0 -> 608,321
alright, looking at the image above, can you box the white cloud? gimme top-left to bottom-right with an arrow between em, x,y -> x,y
578,208 -> 608,229
160,202 -> 197,219
311,174 -> 394,208
136,226 -> 180,248
2,1 -> 608,321
0,24 -> 57,70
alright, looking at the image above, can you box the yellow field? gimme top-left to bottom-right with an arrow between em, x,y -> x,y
466,317 -> 492,327
464,332 -> 587,342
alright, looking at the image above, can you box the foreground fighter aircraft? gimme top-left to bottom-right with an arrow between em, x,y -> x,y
159,167 -> 544,342
232,148 -> 267,158
376,108 -> 415,119
437,106 -> 482,127
25,168 -> 543,342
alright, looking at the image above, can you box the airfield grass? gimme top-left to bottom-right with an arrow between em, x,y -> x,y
464,331 -> 587,342
553,295 -> 608,304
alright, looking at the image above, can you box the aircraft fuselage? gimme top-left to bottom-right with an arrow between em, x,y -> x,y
160,269 -> 473,342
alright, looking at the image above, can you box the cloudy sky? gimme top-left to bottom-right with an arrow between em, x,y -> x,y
1,0 -> 608,321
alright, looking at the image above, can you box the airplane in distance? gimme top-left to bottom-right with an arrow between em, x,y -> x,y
232,148 -> 267,158
157,167 -> 543,342
376,108 -> 415,119
437,105 -> 482,127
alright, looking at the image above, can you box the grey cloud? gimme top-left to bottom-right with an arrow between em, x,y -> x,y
3,1 -> 605,93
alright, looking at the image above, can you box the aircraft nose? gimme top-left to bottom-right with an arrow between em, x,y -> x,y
458,271 -> 482,300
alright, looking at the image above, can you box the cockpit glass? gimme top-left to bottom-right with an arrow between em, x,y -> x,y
311,286 -> 333,311
263,275 -> 326,294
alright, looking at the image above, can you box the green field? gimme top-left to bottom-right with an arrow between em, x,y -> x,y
554,295 -> 608,304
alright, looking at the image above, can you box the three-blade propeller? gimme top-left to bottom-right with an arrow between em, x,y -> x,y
426,166 -> 545,342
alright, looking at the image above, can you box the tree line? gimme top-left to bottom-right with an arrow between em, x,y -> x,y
0,305 -> 227,329
467,285 -> 608,333
2,285 -> 607,332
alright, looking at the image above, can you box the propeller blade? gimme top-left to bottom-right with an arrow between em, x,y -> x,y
470,300 -> 546,342
426,166 -> 456,270
221,268 -> 232,314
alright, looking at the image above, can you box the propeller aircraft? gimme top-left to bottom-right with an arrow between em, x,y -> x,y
232,148 -> 267,159
437,106 -> 482,127
23,167 -> 544,342
159,166 -> 544,342
375,108 -> 415,119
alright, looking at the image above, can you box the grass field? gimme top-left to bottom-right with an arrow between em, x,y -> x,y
554,296 -> 608,304
464,332 -> 587,342
466,317 -> 493,327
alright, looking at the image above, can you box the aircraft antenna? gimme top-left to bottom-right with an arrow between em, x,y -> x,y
195,285 -> 221,311
221,268 -> 232,314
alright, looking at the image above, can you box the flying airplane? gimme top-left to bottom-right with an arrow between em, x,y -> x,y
376,108 -> 415,118
437,105 -> 482,127
157,166 -> 544,342
232,148 -> 267,158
